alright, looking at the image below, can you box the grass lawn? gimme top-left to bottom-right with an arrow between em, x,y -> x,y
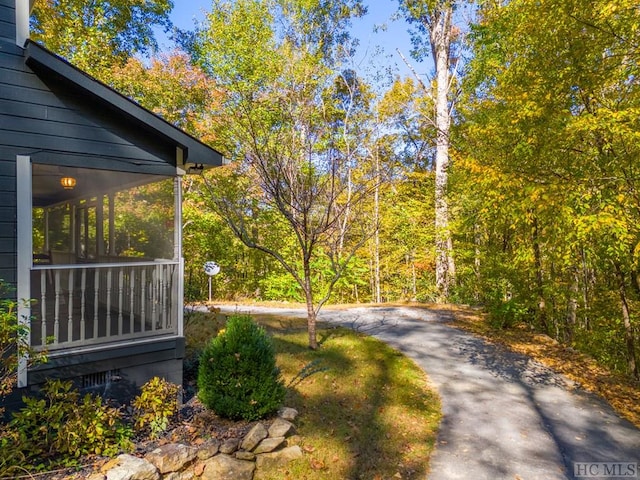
185,311 -> 441,480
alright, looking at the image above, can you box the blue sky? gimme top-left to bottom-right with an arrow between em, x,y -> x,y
159,1 -> 423,82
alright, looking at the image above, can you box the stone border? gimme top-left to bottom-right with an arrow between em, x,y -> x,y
89,407 -> 302,480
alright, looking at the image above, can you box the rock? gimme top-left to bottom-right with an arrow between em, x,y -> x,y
278,407 -> 299,421
201,454 -> 256,480
105,454 -> 160,480
193,462 -> 206,476
268,418 -> 296,438
197,439 -> 220,460
87,473 -> 106,480
235,450 -> 256,461
145,443 -> 197,474
219,437 -> 240,454
255,445 -> 303,470
240,423 -> 268,451
253,436 -> 286,454
101,458 -> 122,473
163,472 -> 195,480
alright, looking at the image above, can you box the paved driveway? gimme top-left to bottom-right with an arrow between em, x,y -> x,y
215,305 -> 640,480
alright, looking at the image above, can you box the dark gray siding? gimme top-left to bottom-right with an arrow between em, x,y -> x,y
0,0 -> 15,46
0,0 -> 16,284
0,150 -> 16,285
0,50 -> 177,175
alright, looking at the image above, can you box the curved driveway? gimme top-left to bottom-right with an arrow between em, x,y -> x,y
216,305 -> 640,480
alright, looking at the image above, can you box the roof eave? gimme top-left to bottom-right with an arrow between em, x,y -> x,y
24,40 -> 224,168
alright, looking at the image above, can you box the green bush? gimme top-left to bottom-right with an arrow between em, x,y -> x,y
2,379 -> 132,472
197,314 -> 286,421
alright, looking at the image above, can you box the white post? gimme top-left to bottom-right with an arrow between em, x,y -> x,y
15,0 -> 31,47
16,155 -> 32,387
174,172 -> 184,336
80,269 -> 86,341
178,258 -> 184,336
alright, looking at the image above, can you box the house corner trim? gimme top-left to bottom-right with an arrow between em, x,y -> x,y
15,0 -> 31,48
16,155 -> 32,388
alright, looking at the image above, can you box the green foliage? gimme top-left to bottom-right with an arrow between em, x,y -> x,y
455,0 -> 640,377
198,315 -> 286,421
31,0 -> 173,82
2,379 -> 131,472
133,376 -> 180,439
0,297 -> 27,407
0,282 -> 47,418
487,299 -> 529,330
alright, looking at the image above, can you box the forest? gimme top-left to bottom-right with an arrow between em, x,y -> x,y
30,0 -> 640,379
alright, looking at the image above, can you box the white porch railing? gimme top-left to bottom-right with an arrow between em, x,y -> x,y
30,261 -> 179,351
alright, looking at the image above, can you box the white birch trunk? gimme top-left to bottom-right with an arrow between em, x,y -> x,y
431,6 -> 455,301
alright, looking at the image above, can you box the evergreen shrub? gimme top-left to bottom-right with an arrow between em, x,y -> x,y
197,314 -> 286,421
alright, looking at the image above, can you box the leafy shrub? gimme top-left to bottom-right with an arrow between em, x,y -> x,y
0,281 -> 47,417
488,298 -> 529,329
133,376 -> 180,439
3,379 -> 131,472
198,314 -> 286,421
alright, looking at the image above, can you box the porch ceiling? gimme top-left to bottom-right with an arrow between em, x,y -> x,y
32,163 -> 161,207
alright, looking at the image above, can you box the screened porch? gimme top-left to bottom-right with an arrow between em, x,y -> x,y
29,164 -> 183,352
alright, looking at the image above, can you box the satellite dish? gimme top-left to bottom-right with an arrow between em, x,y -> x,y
204,261 -> 220,276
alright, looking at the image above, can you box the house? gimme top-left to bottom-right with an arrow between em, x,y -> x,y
0,0 -> 222,402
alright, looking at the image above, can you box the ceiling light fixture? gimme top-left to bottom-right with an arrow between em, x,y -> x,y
60,176 -> 77,190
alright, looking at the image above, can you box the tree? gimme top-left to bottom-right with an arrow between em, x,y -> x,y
397,0 -> 468,301
373,77 -> 438,301
459,0 -> 640,378
109,52 -> 223,146
187,0 -> 377,349
31,0 -> 173,81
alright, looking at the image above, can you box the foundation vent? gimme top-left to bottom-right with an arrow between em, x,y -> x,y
81,369 -> 121,388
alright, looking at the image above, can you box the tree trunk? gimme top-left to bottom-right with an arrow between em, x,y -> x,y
581,247 -> 591,330
431,6 -> 455,302
411,252 -> 417,301
474,222 -> 481,302
614,263 -> 638,379
532,217 -> 549,333
303,259 -> 317,349
565,268 -> 579,343
373,150 -> 381,304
